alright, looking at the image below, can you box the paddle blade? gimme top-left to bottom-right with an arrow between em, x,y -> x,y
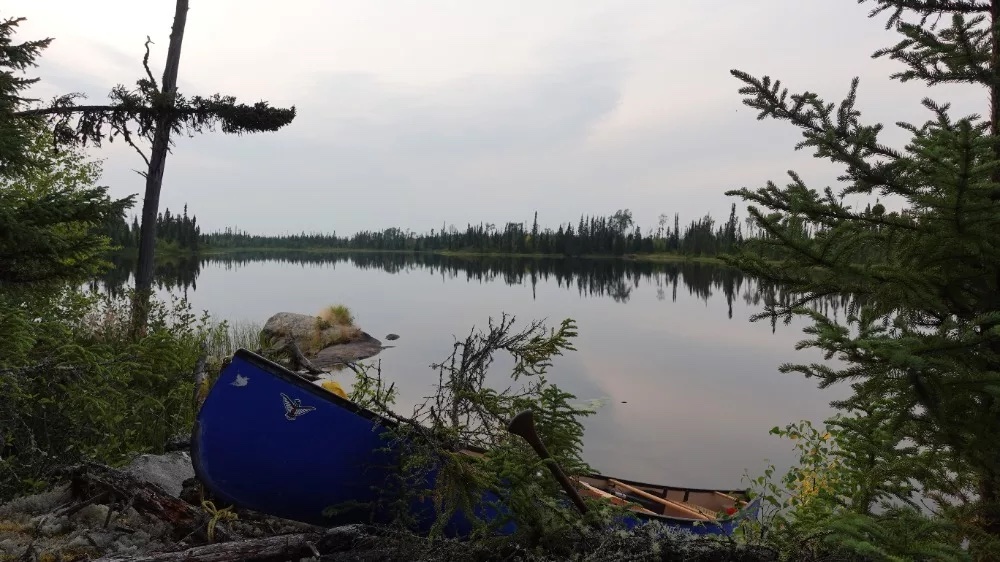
507,410 -> 536,440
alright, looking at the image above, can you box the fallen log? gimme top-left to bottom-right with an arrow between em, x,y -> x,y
93,525 -> 364,562
93,531 -> 320,562
285,340 -> 324,376
68,463 -> 228,542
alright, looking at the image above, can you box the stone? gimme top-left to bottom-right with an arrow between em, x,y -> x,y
261,311 -> 385,369
311,332 -> 385,368
124,451 -> 195,498
261,312 -> 378,353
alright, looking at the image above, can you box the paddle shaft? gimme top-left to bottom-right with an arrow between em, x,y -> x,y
507,410 -> 589,515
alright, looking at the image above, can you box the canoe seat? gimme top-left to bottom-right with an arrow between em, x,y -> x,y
573,478 -> 657,516
607,479 -> 715,521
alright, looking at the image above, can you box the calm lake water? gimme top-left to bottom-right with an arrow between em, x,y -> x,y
100,252 -> 847,490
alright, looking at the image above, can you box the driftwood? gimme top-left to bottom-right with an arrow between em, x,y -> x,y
94,525 -> 363,562
8,459 -> 780,562
284,340 -> 324,376
67,463 -> 229,542
94,531 -> 319,562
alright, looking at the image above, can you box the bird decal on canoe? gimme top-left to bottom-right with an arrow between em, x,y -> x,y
281,393 -> 315,420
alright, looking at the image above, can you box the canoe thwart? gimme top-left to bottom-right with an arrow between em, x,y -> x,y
607,479 -> 712,521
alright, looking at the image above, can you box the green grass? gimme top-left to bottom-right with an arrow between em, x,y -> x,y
319,304 -> 355,327
204,319 -> 266,359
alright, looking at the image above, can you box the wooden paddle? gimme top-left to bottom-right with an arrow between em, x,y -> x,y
507,409 -> 589,515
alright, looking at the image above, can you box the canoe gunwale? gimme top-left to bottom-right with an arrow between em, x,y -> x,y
230,348 -> 397,427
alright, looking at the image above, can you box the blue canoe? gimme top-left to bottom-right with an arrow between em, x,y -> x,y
191,349 -> 756,537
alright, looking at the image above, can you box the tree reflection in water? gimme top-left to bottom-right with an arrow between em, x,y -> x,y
93,251 -> 852,322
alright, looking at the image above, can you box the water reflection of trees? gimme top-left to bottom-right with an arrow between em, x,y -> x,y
94,250 -> 851,317
91,254 -> 200,297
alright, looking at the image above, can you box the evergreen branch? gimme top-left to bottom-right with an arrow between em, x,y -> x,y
13,103 -> 140,117
873,17 -> 992,85
862,0 -> 992,27
726,183 -> 920,232
13,94 -> 296,153
13,100 -> 296,131
730,70 -> 913,199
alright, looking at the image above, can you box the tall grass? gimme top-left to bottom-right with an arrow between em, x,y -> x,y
204,319 -> 265,360
318,304 -> 354,327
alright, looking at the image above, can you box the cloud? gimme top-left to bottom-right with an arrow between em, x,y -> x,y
7,0 -> 995,236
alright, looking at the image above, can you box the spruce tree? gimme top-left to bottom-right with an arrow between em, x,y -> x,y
726,0 -> 1000,555
0,124 -> 131,285
6,2 -> 296,332
0,17 -> 50,177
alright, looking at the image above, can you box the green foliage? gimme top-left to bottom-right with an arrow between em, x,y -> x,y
103,205 -> 202,254
202,207 -> 744,257
726,0 -> 1000,557
202,319 -> 265,363
318,304 -> 354,327
307,306 -> 361,352
0,125 -> 133,285
740,418 -> 968,561
0,288 -> 212,500
4,9 -> 297,331
0,16 -> 50,177
347,315 -> 638,550
9,22 -> 296,156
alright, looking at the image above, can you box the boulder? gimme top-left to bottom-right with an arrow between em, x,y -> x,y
124,451 -> 195,498
261,312 -> 384,368
312,332 -> 384,368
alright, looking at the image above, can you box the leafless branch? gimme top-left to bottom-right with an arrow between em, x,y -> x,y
142,36 -> 158,90
128,140 -> 151,170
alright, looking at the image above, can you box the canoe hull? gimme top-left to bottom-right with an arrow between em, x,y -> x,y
192,350 -> 753,537
192,350 -> 402,527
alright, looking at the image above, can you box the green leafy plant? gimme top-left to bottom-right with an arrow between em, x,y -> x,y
725,0 -> 1000,558
0,289 -> 212,500
344,314 -> 638,551
739,417 -> 969,561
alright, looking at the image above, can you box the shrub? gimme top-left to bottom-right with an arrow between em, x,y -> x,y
738,418 -> 969,561
0,287 -> 213,501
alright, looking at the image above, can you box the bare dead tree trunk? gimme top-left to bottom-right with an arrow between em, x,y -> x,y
132,0 -> 189,335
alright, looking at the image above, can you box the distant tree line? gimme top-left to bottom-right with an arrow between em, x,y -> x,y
201,206 -> 745,257
106,205 -> 201,253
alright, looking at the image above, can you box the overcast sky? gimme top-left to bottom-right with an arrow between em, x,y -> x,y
8,1 -> 988,235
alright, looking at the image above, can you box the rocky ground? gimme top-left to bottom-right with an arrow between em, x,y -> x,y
0,446 -> 777,561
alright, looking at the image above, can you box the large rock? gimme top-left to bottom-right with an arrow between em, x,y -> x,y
124,451 -> 194,498
261,312 -> 384,368
312,332 -> 384,368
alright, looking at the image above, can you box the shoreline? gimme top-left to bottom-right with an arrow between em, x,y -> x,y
116,247 -> 730,266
